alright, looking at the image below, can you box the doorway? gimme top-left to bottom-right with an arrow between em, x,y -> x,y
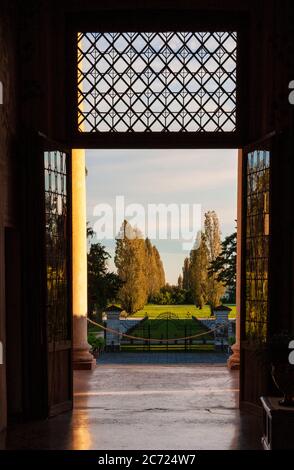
85,148 -> 239,367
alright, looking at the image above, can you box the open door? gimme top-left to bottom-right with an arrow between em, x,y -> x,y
44,139 -> 73,416
21,134 -> 73,420
239,134 -> 274,414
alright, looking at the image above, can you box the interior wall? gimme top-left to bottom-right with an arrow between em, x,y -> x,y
270,0 -> 294,335
0,0 -> 292,428
0,1 -> 19,432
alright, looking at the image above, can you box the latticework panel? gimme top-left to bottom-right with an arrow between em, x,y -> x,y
245,150 -> 270,342
44,150 -> 69,342
77,32 -> 237,133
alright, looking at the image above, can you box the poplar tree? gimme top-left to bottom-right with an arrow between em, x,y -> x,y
115,220 -> 148,313
177,274 -> 183,289
204,211 -> 225,309
145,238 -> 159,297
153,245 -> 166,289
189,233 -> 209,309
182,257 -> 190,290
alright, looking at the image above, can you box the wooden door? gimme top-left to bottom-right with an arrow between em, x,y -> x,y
239,135 -> 274,414
43,138 -> 73,416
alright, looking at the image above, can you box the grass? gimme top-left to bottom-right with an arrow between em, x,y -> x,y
129,304 -> 236,320
121,316 -> 215,352
88,305 -> 237,351
127,317 -> 214,341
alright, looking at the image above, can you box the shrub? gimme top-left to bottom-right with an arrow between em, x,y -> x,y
88,333 -> 105,352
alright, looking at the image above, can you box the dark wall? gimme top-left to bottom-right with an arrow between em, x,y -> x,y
18,0 -> 294,145
248,0 -> 294,336
0,0 -> 293,427
0,0 -> 20,431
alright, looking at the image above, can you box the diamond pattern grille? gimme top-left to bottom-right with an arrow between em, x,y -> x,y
245,150 -> 270,342
44,150 -> 69,342
77,32 -> 237,133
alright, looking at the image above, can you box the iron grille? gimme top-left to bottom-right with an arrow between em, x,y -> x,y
77,32 -> 237,133
118,313 -> 214,352
44,150 -> 69,342
245,150 -> 270,341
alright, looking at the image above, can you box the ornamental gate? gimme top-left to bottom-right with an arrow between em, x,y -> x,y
120,312 -> 215,352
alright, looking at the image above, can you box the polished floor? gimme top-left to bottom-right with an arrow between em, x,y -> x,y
1,364 -> 262,450
98,351 -> 228,364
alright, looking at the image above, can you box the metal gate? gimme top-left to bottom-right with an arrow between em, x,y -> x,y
120,312 -> 214,352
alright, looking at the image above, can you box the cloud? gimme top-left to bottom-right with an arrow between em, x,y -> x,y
86,149 -> 238,283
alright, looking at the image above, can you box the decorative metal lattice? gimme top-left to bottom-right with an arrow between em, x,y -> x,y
77,32 -> 237,133
44,150 -> 69,342
245,150 -> 270,341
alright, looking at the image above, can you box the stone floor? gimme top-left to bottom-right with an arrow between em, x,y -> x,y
1,364 -> 262,450
98,351 -> 228,364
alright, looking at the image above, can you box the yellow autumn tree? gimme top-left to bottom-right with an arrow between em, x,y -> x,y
204,211 -> 225,309
114,220 -> 148,313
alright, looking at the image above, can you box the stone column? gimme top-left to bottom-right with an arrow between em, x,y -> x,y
228,149 -> 242,370
72,149 -> 95,370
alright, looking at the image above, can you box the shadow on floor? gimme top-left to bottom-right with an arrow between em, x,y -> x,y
1,364 -> 262,450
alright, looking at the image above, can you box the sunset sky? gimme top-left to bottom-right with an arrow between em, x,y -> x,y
86,149 -> 238,284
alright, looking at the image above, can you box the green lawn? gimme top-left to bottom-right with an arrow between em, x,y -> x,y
127,317 -> 214,341
129,304 -> 236,320
121,314 -> 215,352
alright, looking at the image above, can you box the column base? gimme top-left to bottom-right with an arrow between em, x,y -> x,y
227,343 -> 240,370
73,357 -> 96,370
73,315 -> 96,370
73,347 -> 96,370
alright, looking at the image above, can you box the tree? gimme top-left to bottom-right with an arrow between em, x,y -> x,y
153,245 -> 166,289
115,220 -> 148,313
204,211 -> 222,261
204,211 -> 225,310
182,257 -> 190,290
150,284 -> 186,305
87,222 -> 95,239
209,232 -> 237,303
145,238 -> 160,297
189,232 -> 209,309
88,243 -> 122,318
177,274 -> 183,289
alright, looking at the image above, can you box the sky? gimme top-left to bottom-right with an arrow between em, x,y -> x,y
86,149 -> 237,284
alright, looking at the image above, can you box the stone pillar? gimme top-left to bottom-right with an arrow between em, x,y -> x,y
72,149 -> 95,370
228,149 -> 242,370
214,306 -> 231,350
